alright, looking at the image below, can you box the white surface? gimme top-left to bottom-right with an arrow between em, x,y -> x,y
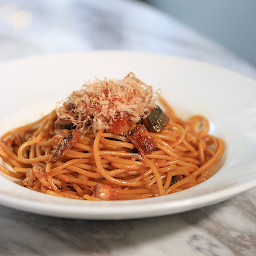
1,51 -> 256,220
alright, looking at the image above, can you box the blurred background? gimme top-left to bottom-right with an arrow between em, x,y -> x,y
0,0 -> 256,71
141,0 -> 256,68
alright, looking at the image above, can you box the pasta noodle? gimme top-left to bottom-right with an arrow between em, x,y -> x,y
0,73 -> 225,200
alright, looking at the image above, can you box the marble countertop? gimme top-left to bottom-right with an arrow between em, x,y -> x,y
0,0 -> 256,255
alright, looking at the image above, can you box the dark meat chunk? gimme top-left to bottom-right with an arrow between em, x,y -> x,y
171,175 -> 183,186
144,106 -> 170,133
109,118 -> 129,135
48,130 -> 81,164
54,117 -> 74,129
129,125 -> 156,157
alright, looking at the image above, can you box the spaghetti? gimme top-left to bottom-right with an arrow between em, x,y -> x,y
0,73 -> 224,200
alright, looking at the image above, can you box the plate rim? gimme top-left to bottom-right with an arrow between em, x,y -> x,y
0,50 -> 256,219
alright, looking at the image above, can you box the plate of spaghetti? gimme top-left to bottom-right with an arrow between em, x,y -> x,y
0,51 -> 256,219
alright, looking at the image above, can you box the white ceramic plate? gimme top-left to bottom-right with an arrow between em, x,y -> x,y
0,51 -> 256,219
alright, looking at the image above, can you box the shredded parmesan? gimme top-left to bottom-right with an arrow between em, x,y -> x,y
56,72 -> 159,133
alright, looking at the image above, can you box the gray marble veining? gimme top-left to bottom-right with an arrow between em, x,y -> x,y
0,0 -> 256,255
0,190 -> 256,255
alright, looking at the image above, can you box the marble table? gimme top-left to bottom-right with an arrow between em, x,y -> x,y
0,0 -> 256,255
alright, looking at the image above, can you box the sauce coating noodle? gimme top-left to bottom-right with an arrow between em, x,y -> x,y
0,97 -> 224,200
